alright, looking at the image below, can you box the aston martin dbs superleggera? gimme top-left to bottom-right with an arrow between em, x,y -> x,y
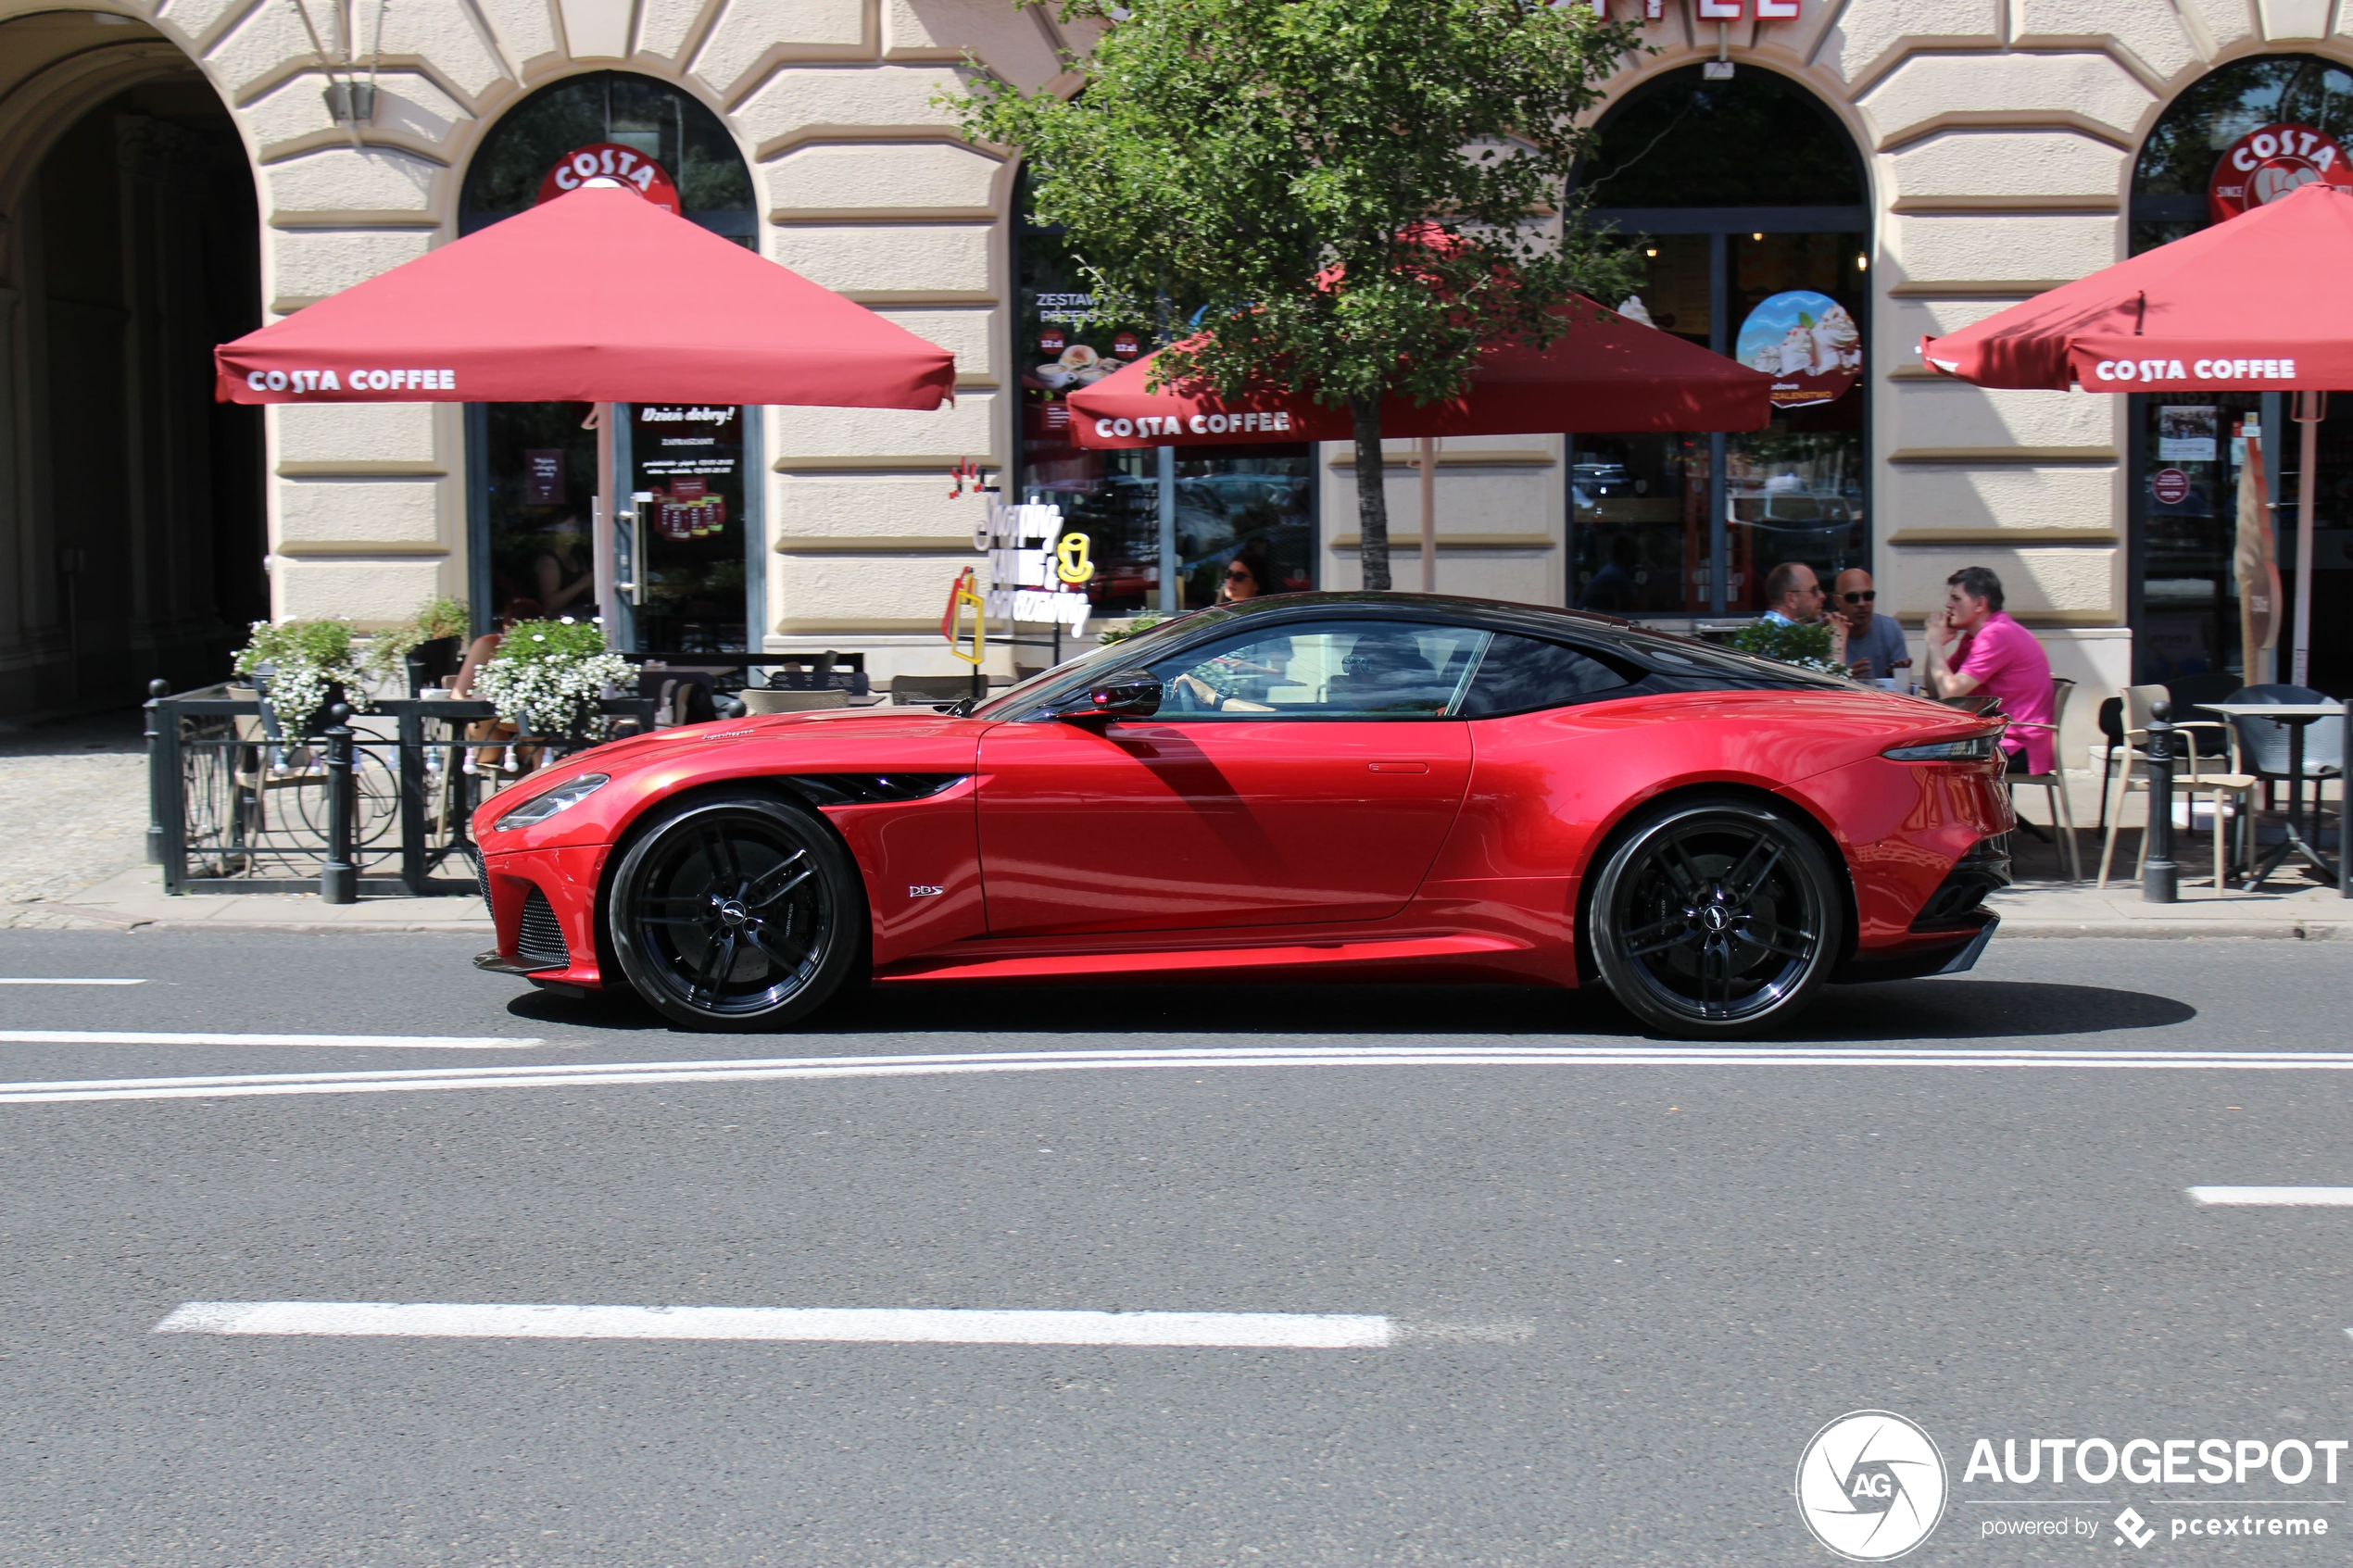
471,593 -> 2014,1037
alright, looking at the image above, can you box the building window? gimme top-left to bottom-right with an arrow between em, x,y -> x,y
2129,54 -> 2353,689
459,72 -> 760,653
1568,65 -> 1869,622
1013,170 -> 1315,618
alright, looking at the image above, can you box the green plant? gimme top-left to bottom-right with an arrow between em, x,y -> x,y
472,618 -> 637,737
233,618 -> 370,736
362,596 -> 472,678
1728,618 -> 1847,677
952,0 -> 1643,589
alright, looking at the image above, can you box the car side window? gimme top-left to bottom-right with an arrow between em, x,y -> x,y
1458,633 -> 1632,717
1145,621 -> 1491,719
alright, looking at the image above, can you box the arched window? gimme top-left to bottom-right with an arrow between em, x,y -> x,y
1567,66 -> 1869,627
460,70 -> 752,239
2125,54 -> 2353,688
460,72 -> 760,653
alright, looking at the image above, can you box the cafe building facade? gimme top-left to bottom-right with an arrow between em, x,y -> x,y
0,0 -> 2347,742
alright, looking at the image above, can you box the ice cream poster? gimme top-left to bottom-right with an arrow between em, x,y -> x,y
1735,291 -> 1861,408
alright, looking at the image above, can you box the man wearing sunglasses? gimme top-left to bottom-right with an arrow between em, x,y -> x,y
1832,568 -> 1910,685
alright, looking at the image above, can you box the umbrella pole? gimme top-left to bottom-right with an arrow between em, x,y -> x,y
1418,436 -> 1436,594
593,402 -> 617,651
2294,392 -> 2323,689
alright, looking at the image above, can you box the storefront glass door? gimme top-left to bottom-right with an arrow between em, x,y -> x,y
2131,54 -> 2353,691
459,71 -> 757,647
1567,67 -> 1870,622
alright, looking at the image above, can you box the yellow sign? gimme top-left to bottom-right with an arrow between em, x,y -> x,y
941,566 -> 985,665
1055,531 -> 1096,585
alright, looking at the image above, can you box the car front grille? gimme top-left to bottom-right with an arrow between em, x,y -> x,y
517,886 -> 570,970
475,853 -> 492,920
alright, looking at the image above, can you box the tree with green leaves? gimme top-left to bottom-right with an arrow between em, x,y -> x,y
955,0 -> 1643,590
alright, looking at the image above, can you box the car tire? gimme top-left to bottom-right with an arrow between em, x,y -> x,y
608,792 -> 866,1031
1588,795 -> 1844,1039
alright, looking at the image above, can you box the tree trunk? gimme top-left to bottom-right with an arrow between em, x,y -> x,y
1349,393 -> 1391,591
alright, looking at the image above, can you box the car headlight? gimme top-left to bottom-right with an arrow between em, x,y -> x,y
495,772 -> 609,831
1881,735 -> 1996,762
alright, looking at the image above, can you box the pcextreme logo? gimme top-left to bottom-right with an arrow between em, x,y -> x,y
1796,1410 -> 1950,1561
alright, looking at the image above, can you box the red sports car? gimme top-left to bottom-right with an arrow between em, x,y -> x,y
472,593 -> 2014,1038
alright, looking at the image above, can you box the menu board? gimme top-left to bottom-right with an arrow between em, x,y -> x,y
629,404 -> 749,652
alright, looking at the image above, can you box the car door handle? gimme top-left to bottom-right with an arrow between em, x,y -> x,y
1366,761 -> 1428,773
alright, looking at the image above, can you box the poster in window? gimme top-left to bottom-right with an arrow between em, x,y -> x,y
2158,405 -> 2219,462
1734,290 -> 1860,408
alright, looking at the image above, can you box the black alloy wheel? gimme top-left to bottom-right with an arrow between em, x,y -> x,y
1588,796 -> 1843,1038
609,793 -> 864,1030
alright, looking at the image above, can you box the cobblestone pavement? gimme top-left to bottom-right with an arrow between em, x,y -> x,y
0,709 -> 149,916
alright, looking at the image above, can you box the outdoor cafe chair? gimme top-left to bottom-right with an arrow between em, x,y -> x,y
2096,684 -> 2257,890
2006,677 -> 2080,882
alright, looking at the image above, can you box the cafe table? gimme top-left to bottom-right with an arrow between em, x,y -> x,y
2200,700 -> 2347,896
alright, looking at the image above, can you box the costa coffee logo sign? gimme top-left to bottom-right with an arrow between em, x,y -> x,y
2209,123 -> 2353,223
537,143 -> 682,216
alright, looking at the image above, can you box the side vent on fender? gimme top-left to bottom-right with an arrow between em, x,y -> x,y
784,774 -> 969,807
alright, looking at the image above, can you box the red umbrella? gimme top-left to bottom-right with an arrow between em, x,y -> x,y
1919,180 -> 2353,684
1063,296 -> 1769,449
215,182 -> 955,637
215,183 -> 955,408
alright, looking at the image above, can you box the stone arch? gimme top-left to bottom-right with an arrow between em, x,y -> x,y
0,7 -> 264,715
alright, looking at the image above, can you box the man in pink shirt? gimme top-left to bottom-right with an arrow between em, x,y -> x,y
1923,566 -> 2055,774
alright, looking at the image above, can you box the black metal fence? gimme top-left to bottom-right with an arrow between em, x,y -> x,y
145,683 -> 656,898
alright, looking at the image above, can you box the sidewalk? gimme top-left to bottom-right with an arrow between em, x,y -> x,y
6,863 -> 493,933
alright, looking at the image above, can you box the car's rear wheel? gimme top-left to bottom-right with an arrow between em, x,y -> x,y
1588,796 -> 1843,1038
609,793 -> 864,1030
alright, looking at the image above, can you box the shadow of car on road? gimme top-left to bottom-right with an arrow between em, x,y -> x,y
507,977 -> 2196,1044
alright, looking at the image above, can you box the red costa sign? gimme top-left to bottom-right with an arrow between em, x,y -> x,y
2151,468 -> 2193,506
2209,124 -> 2353,223
536,143 -> 681,216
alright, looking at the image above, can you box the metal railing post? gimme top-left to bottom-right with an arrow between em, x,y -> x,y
321,702 -> 357,904
156,687 -> 187,896
396,702 -> 428,897
2143,698 -> 2178,904
144,678 -> 169,865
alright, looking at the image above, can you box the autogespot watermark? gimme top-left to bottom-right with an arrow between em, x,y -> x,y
1797,1413 -> 2344,1557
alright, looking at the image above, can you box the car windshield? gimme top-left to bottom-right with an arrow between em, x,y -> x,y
964,607 -> 1233,718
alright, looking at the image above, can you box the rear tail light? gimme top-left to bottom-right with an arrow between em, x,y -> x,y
1882,734 -> 1997,762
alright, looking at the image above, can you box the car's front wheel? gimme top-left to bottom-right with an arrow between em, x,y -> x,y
609,792 -> 864,1030
1588,795 -> 1843,1038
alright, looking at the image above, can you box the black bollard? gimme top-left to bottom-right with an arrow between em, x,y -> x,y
321,702 -> 357,905
2143,697 -> 2178,904
145,677 -> 170,866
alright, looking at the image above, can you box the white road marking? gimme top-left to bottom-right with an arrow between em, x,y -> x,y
2190,1186 -> 2353,1205
0,978 -> 146,985
0,1031 -> 542,1051
154,1301 -> 1392,1348
6,1043 -> 2353,1105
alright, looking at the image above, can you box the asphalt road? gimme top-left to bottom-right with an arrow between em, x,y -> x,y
1,928 -> 2350,1567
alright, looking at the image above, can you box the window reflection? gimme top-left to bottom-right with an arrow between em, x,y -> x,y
1015,174 -> 1313,615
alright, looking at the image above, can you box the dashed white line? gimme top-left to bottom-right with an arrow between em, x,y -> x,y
0,978 -> 146,985
0,1031 -> 543,1051
2190,1186 -> 2353,1206
154,1301 -> 1393,1348
8,1043 -> 2353,1105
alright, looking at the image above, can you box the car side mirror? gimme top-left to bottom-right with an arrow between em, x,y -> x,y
1050,669 -> 1162,721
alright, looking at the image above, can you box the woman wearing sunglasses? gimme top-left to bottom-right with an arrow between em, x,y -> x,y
1217,549 -> 1280,604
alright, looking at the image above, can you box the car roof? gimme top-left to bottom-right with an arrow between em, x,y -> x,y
1192,591 -> 1849,689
